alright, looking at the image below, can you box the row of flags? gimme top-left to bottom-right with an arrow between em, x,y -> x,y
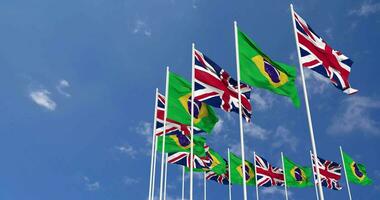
149,5 -> 366,200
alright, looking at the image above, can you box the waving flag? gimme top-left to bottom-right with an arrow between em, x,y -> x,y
155,93 -> 203,136
255,154 -> 284,187
293,10 -> 358,94
311,154 -> 343,190
283,155 -> 313,187
206,168 -> 230,185
156,134 -> 206,156
229,152 -> 256,185
194,49 -> 252,122
342,150 -> 372,185
167,151 -> 208,169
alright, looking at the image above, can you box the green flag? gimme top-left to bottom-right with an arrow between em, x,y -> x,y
157,134 -> 206,157
283,156 -> 313,188
237,29 -> 300,107
167,72 -> 219,133
229,152 -> 255,185
342,151 -> 372,185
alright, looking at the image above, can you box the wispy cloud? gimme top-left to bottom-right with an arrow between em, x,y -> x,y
83,176 -> 100,191
250,90 -> 275,111
29,89 -> 57,111
136,121 -> 153,144
328,96 -> 380,136
56,79 -> 71,97
272,126 -> 298,151
300,69 -> 331,94
213,119 -> 224,134
123,176 -> 139,185
261,187 -> 291,198
115,144 -> 137,158
132,19 -> 152,37
349,1 -> 380,16
244,122 -> 270,140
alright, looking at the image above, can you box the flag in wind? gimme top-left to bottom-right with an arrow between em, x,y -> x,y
342,151 -> 372,185
293,10 -> 358,94
229,152 -> 255,185
206,167 -> 230,185
156,134 -> 206,156
237,28 -> 300,107
311,154 -> 343,190
255,154 -> 284,187
167,151 -> 208,169
194,49 -> 252,122
283,156 -> 313,187
167,72 -> 219,133
155,92 -> 203,136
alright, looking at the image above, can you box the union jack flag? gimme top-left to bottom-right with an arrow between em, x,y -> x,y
206,167 -> 230,185
194,49 -> 252,122
155,93 -> 203,136
311,154 -> 343,190
293,10 -> 358,94
255,154 -> 284,187
167,151 -> 208,169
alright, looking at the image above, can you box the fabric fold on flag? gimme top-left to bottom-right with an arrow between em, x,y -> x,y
194,49 -> 252,122
255,154 -> 284,187
156,134 -> 206,157
311,154 -> 343,190
229,152 -> 256,185
283,155 -> 313,187
293,9 -> 358,94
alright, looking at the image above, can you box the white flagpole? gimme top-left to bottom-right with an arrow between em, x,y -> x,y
310,150 -> 320,200
182,166 -> 185,200
290,4 -> 325,200
233,20 -> 248,200
164,153 -> 168,200
159,67 -> 170,200
190,43 -> 195,200
254,152 -> 259,200
340,146 -> 353,200
281,152 -> 289,200
204,172 -> 207,200
151,128 -> 158,200
228,148 -> 232,200
148,89 -> 159,200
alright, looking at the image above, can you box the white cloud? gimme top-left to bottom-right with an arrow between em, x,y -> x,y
123,176 -> 139,185
132,19 -> 152,37
328,96 -> 380,135
250,91 -> 275,111
29,89 -> 57,111
244,122 -> 270,140
349,1 -> 380,16
213,119 -> 224,134
56,79 -> 71,97
136,121 -> 153,144
83,176 -> 100,191
300,69 -> 330,94
261,187 -> 292,198
115,144 -> 137,158
272,126 -> 298,151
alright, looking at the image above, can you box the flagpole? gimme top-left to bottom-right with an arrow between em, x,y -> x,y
234,20 -> 248,200
204,171 -> 207,200
148,88 -> 159,200
228,148 -> 232,200
290,4 -> 324,200
159,66 -> 170,200
310,150 -> 320,200
281,152 -> 289,200
164,153 -> 168,200
190,42 -> 195,200
151,128 -> 158,200
182,166 -> 185,200
340,146 -> 353,200
254,151 -> 259,200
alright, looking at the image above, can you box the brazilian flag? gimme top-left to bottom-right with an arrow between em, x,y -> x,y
283,156 -> 313,188
167,72 -> 219,133
229,152 -> 255,185
238,29 -> 300,107
157,134 -> 206,157
185,147 -> 227,175
342,151 -> 372,185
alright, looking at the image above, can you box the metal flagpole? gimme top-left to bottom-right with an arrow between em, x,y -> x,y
204,172 -> 207,200
290,4 -> 325,200
182,166 -> 185,200
190,43 -> 195,200
233,20 -> 248,200
340,146 -> 353,200
310,151 -> 320,200
151,128 -> 158,200
253,152 -> 259,200
148,89 -> 159,200
164,153 -> 168,200
228,148 -> 232,200
281,152 -> 289,200
159,67 -> 170,200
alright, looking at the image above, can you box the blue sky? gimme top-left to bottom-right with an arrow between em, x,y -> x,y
1,0 -> 380,199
